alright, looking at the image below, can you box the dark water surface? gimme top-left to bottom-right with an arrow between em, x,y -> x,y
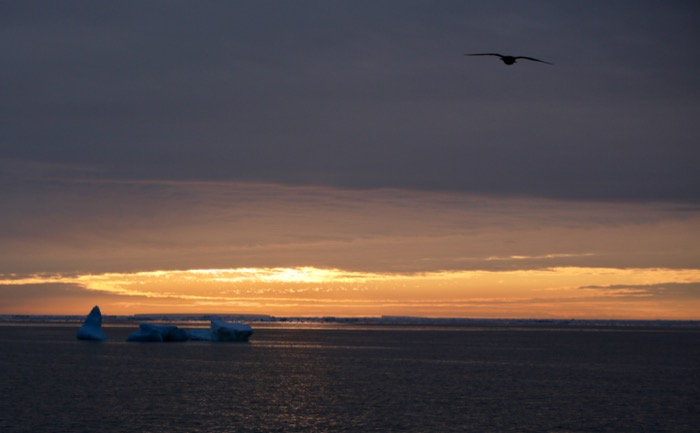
1,323 -> 698,432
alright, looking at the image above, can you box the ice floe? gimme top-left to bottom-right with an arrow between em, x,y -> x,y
125,318 -> 252,342
126,323 -> 189,342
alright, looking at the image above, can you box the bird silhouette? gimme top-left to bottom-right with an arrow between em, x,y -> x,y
466,53 -> 552,65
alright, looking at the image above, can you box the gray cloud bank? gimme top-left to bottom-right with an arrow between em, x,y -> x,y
2,1 -> 699,202
1,176 -> 698,275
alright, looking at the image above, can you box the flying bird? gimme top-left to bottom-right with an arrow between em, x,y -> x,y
466,53 -> 552,65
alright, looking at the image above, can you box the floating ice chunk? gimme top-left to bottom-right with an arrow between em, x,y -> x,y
124,319 -> 252,343
210,318 -> 253,342
187,329 -> 214,341
126,323 -> 189,342
126,324 -> 163,342
151,324 -> 189,342
76,306 -> 107,341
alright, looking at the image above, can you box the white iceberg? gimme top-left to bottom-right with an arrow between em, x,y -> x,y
76,305 -> 107,341
126,323 -> 189,342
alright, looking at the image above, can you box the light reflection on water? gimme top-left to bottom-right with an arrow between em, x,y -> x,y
1,324 -> 699,432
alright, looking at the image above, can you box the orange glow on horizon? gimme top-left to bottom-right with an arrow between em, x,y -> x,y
2,266 -> 700,319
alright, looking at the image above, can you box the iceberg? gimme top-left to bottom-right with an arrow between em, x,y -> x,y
187,329 -> 214,341
186,318 -> 253,342
76,305 -> 107,341
124,318 -> 252,342
126,325 -> 163,342
126,323 -> 189,342
210,318 -> 253,342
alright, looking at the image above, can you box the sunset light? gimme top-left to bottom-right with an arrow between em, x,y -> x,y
2,2 -> 699,322
3,266 -> 699,319
3,3 -> 700,432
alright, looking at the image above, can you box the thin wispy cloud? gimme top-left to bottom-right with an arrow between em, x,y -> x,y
580,282 -> 700,300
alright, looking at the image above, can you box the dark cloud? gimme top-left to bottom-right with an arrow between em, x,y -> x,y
2,1 -> 700,201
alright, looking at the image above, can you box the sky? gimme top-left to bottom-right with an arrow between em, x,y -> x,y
2,1 -> 699,319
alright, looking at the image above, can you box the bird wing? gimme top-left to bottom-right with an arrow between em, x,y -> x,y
514,56 -> 552,65
465,53 -> 504,57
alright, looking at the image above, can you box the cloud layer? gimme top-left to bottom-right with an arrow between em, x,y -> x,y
2,1 -> 699,201
2,2 -> 699,318
2,176 -> 698,276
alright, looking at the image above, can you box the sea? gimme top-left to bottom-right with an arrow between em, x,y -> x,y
1,321 -> 699,433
